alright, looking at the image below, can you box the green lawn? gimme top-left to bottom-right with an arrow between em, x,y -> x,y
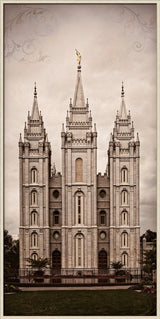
4,290 -> 156,316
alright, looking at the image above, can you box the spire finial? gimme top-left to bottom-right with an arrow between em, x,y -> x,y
34,82 -> 37,98
75,49 -> 81,71
121,81 -> 124,98
19,133 -> 22,143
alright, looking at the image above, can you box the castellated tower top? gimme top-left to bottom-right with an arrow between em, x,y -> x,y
20,83 -> 50,150
110,83 -> 139,149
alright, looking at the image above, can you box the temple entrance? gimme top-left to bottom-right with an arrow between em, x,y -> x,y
52,250 -> 61,283
52,250 -> 61,269
98,250 -> 108,283
98,250 -> 107,269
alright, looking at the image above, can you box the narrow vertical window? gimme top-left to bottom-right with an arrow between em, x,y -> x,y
100,211 -> 106,225
75,192 -> 84,225
122,253 -> 128,267
78,196 -> 81,224
121,190 -> 128,205
31,211 -> 38,225
53,211 -> 59,225
78,238 -> 81,266
32,253 -> 38,260
31,232 -> 38,247
121,211 -> 128,225
121,168 -> 128,183
121,232 -> 128,247
31,168 -> 37,183
75,158 -> 83,182
31,191 -> 37,205
75,234 -> 84,268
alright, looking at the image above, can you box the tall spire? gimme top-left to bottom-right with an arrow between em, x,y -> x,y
73,50 -> 85,107
120,81 -> 127,118
31,82 -> 40,120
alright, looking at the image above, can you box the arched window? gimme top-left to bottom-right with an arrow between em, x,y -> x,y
31,253 -> 38,260
31,232 -> 38,247
31,190 -> 38,205
75,158 -> 83,182
75,192 -> 84,225
75,233 -> 84,268
31,168 -> 38,183
121,232 -> 128,247
53,211 -> 59,225
121,167 -> 128,183
31,211 -> 38,225
122,252 -> 128,267
98,250 -> 107,269
121,210 -> 128,225
121,190 -> 128,205
99,211 -> 106,225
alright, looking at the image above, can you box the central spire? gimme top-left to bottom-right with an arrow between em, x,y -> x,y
73,50 -> 85,107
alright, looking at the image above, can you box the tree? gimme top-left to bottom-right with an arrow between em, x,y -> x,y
111,261 -> 123,271
26,257 -> 49,271
140,229 -> 156,242
26,257 -> 50,282
141,235 -> 156,279
4,230 -> 19,281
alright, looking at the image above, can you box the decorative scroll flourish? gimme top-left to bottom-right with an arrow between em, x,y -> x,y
5,6 -> 56,63
115,5 -> 156,52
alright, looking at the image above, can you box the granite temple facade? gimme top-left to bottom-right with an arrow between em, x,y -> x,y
19,59 -> 140,279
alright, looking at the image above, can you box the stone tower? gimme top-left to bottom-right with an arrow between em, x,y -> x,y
61,62 -> 98,271
19,84 -> 51,273
108,83 -> 140,269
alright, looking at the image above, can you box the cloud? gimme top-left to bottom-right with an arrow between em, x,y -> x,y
4,4 -> 157,236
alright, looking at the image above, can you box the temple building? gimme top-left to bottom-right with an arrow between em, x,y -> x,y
19,56 -> 140,280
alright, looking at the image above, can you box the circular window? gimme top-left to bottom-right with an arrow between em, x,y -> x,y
53,231 -> 60,240
100,231 -> 106,240
99,190 -> 106,198
53,190 -> 59,199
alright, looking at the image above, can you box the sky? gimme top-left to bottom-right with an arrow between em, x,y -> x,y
4,3 -> 157,238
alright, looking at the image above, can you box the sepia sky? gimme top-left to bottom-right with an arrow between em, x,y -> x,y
4,3 -> 157,238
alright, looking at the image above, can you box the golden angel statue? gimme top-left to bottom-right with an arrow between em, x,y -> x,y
75,49 -> 81,65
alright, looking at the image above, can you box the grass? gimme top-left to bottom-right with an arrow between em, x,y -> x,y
4,289 -> 156,316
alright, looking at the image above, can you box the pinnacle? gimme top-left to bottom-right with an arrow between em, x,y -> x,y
31,83 -> 40,120
73,66 -> 85,108
120,82 -> 127,118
